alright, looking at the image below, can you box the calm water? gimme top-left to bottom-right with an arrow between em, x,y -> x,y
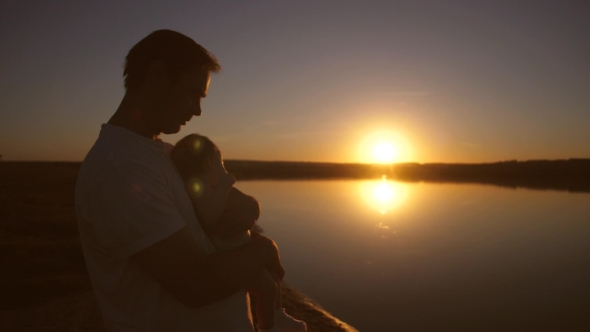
234,180 -> 590,332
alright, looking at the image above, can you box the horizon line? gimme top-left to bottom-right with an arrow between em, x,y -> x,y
2,158 -> 589,166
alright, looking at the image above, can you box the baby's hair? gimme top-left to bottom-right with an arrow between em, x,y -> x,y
170,134 -> 220,180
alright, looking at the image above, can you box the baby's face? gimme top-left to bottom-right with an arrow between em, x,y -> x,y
205,151 -> 228,179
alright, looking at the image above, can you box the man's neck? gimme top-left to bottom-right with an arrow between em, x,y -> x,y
108,90 -> 159,140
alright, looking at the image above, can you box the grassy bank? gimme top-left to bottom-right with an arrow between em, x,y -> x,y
0,162 -> 356,331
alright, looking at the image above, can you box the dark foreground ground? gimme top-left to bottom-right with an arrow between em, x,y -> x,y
0,162 -> 356,332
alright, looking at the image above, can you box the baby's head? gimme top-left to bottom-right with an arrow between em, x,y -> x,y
170,133 -> 222,182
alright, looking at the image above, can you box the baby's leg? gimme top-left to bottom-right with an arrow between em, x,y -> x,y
245,269 -> 278,330
269,272 -> 282,310
268,272 -> 307,332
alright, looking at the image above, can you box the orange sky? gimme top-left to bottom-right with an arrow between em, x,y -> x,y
1,2 -> 589,163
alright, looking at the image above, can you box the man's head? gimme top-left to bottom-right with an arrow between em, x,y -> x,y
124,30 -> 221,135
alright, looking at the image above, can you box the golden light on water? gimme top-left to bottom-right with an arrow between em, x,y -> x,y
360,176 -> 407,214
358,130 -> 412,164
374,178 -> 395,202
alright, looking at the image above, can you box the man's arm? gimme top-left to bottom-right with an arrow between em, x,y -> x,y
90,161 -> 276,308
131,226 -> 279,308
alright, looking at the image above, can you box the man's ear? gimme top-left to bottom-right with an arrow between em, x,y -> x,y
146,60 -> 170,91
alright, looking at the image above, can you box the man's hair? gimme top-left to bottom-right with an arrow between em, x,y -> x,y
123,29 -> 221,90
171,134 -> 220,180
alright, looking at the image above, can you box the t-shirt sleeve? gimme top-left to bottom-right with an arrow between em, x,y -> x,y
87,161 -> 186,258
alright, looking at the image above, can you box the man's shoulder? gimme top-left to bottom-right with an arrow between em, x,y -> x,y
78,128 -> 171,193
88,126 -> 168,165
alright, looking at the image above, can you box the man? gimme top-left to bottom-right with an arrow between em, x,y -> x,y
75,30 -> 281,331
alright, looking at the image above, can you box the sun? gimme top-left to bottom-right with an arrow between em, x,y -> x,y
357,130 -> 412,164
373,142 -> 398,163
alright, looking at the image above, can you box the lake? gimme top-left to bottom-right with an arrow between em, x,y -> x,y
234,179 -> 590,332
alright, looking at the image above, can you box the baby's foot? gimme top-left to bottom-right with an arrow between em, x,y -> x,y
274,308 -> 307,332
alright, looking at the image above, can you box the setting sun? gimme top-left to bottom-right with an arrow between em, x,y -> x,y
373,142 -> 398,163
357,130 -> 412,164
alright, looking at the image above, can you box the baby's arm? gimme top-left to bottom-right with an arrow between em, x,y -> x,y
209,188 -> 260,238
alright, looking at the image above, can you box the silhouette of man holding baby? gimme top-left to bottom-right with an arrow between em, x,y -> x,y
75,30 -> 305,332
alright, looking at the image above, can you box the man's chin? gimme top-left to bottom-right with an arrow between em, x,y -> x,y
160,124 -> 182,135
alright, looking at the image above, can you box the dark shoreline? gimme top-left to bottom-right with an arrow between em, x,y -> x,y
224,158 -> 590,193
4,158 -> 589,193
225,159 -> 590,192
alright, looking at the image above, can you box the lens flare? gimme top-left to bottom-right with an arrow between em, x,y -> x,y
193,138 -> 202,151
189,179 -> 205,197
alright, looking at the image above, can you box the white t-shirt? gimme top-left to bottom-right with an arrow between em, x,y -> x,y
75,124 -> 253,332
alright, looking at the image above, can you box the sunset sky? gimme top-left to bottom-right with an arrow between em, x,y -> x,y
1,1 -> 589,163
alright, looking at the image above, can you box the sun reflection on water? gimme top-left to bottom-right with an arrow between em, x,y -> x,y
360,175 -> 407,214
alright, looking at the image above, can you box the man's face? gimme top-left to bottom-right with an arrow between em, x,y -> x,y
154,67 -> 210,135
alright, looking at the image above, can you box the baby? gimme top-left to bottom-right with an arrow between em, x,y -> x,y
170,134 -> 307,332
